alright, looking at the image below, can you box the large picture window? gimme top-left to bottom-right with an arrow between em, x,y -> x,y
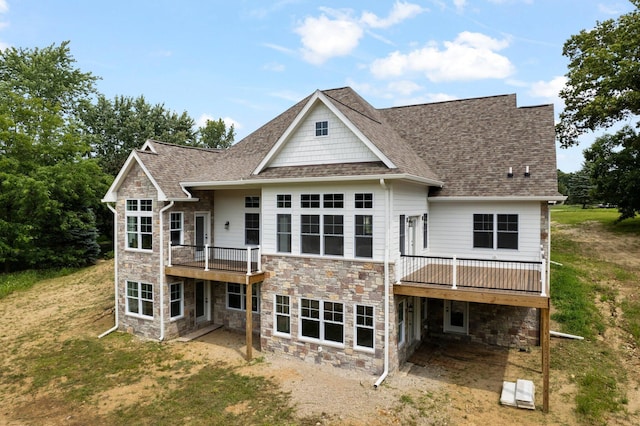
277,214 -> 292,253
227,283 -> 259,312
300,298 -> 344,345
323,215 -> 344,256
275,294 -> 291,336
355,305 -> 375,350
301,214 -> 320,254
355,215 -> 373,258
126,281 -> 153,318
126,199 -> 153,250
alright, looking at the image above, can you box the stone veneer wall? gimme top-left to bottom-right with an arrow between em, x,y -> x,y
260,255 -> 399,375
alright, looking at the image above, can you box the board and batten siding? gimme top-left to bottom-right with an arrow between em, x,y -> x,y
269,103 -> 379,167
428,200 -> 542,261
213,189 -> 261,248
390,182 -> 429,258
261,183 -> 386,261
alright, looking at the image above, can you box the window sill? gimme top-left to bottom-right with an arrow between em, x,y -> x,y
298,336 -> 345,349
124,248 -> 154,254
125,312 -> 154,320
169,315 -> 184,322
273,331 -> 291,339
354,346 -> 375,354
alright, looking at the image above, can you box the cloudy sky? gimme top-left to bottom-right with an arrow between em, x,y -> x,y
0,0 -> 633,172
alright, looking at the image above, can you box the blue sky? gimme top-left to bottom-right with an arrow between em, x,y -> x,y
0,0 -> 634,172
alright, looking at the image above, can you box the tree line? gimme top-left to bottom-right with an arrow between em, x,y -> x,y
0,41 -> 234,272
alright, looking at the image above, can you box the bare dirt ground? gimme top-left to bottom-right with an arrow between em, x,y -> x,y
0,219 -> 638,425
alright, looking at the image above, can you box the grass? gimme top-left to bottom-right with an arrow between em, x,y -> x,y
550,205 -> 640,424
0,267 -> 77,299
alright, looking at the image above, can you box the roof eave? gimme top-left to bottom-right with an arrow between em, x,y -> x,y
428,195 -> 567,202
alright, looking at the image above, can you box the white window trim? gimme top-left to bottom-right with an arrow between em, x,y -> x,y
354,304 -> 375,353
226,283 -> 259,313
315,120 -> 329,137
170,211 -> 184,246
443,300 -> 469,334
169,282 -> 184,321
473,213 -> 519,251
298,298 -> 345,348
273,294 -> 291,338
125,199 -> 154,252
125,280 -> 154,319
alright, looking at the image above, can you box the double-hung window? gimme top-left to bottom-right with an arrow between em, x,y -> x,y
277,214 -> 292,253
323,215 -> 344,256
473,214 -> 494,248
497,214 -> 518,249
355,215 -> 373,258
227,283 -> 259,312
473,214 -> 519,250
169,282 -> 183,319
170,212 -> 183,246
126,281 -> 153,318
274,294 -> 291,336
300,298 -> 344,345
301,214 -> 320,254
126,199 -> 153,250
355,305 -> 375,350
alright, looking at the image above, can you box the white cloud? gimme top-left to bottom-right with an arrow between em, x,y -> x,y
453,0 -> 467,12
262,42 -> 296,55
0,0 -> 8,14
529,76 -> 567,100
295,13 -> 363,65
345,78 -> 457,105
360,1 -> 427,29
387,80 -> 423,96
370,31 -> 514,82
597,3 -> 626,15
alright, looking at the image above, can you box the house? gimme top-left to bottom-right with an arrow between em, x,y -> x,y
102,87 -> 563,410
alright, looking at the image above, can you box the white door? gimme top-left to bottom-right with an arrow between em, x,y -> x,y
444,300 -> 468,334
195,212 -> 210,261
195,280 -> 210,324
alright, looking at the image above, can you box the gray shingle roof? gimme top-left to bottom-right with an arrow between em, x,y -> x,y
123,87 -> 560,200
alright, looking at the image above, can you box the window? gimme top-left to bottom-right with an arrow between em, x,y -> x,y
497,214 -> 518,249
245,196 -> 260,208
355,305 -> 375,350
355,215 -> 373,258
397,300 -> 405,346
323,193 -> 344,208
277,214 -> 292,253
301,194 -> 320,208
170,282 -> 183,319
422,213 -> 428,249
275,294 -> 291,335
277,194 -> 291,208
300,298 -> 344,344
473,214 -> 494,248
323,215 -> 344,256
399,215 -> 406,256
355,193 -> 373,209
126,281 -> 153,318
226,283 -> 259,312
170,212 -> 183,246
301,214 -> 320,254
126,199 -> 153,250
245,213 -> 260,245
473,214 -> 519,250
315,120 -> 328,136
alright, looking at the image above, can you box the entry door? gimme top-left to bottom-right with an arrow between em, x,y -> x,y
195,212 -> 210,261
195,280 -> 210,324
444,300 -> 468,334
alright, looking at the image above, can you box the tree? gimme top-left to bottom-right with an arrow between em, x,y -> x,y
79,95 -> 198,176
557,1 -> 640,147
584,127 -> 640,220
198,118 -> 235,149
0,42 -> 110,271
557,169 -> 570,196
565,167 -> 595,208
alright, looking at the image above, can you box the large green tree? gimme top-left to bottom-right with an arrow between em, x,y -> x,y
0,42 -> 111,271
557,1 -> 640,219
198,117 -> 235,149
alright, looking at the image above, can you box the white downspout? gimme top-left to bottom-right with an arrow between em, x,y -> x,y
374,179 -> 391,388
158,201 -> 175,341
99,203 -> 119,339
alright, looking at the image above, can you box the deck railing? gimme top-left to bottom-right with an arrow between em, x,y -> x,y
167,244 -> 261,274
398,254 -> 546,296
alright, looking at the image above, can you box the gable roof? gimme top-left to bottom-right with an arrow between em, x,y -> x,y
103,87 -> 562,202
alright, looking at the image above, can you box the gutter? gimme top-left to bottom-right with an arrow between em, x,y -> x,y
158,201 -> 175,341
374,178 -> 391,388
99,203 -> 119,339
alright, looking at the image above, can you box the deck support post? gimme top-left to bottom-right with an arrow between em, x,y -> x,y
204,244 -> 209,271
245,277 -> 253,361
541,306 -> 550,413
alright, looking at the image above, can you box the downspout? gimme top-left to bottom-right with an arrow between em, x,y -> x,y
99,203 -> 119,338
374,178 -> 391,388
158,201 -> 175,341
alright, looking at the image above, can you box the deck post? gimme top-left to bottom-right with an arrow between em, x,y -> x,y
246,247 -> 251,275
257,247 -> 262,272
167,242 -> 172,267
245,277 -> 253,361
541,306 -> 550,412
452,256 -> 457,289
204,244 -> 209,271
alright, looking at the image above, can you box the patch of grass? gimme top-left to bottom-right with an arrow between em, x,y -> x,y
621,298 -> 640,347
109,363 -> 296,425
0,268 -> 78,299
552,205 -> 640,234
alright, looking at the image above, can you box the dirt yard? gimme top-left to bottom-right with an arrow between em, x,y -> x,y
0,219 -> 638,425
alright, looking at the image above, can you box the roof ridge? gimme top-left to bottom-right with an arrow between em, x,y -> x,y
143,139 -> 223,153
381,93 -> 515,111
322,90 -> 382,125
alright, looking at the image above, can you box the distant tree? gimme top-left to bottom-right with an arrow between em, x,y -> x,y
79,95 -> 198,176
557,169 -> 570,196
584,128 -> 640,220
566,167 -> 595,209
557,1 -> 640,147
0,42 -> 110,272
197,118 -> 235,149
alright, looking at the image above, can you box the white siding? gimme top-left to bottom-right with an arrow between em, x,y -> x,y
390,182 -> 429,258
429,201 -> 541,261
213,189 -> 261,248
269,104 -> 379,167
261,183 -> 387,261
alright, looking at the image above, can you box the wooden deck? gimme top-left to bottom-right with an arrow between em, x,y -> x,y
165,262 -> 265,284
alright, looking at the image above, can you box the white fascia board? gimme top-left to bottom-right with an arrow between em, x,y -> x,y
140,140 -> 157,153
428,195 -> 567,202
101,151 -> 168,202
252,90 -> 396,175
